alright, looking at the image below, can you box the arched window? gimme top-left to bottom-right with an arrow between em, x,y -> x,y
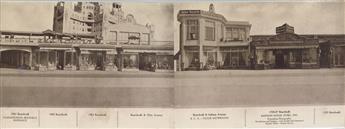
87,13 -> 94,20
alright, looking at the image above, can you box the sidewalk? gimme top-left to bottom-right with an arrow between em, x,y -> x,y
0,68 -> 174,78
175,68 -> 345,78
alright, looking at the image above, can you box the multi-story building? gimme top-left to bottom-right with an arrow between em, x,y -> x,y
177,4 -> 252,70
53,2 -> 154,44
0,2 -> 174,72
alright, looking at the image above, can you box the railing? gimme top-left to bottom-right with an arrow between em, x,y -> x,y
0,37 -> 96,44
0,37 -> 174,46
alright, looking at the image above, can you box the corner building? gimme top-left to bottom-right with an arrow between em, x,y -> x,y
177,4 -> 252,70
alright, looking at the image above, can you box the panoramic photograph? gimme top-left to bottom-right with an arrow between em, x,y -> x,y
174,2 -> 344,107
0,1 -> 174,107
0,1 -> 344,128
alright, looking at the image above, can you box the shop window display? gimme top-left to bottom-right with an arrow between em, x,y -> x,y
156,55 -> 173,70
123,54 -> 138,69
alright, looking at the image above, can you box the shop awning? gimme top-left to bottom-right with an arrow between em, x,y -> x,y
80,48 -> 114,51
256,45 -> 318,50
39,47 -> 73,50
123,49 -> 174,55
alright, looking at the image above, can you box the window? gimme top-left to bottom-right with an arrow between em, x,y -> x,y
205,21 -> 215,41
221,24 -> 224,39
225,27 -> 232,41
141,33 -> 149,45
128,33 -> 140,45
232,28 -> 239,40
186,20 -> 199,40
119,32 -> 129,43
109,31 -> 117,41
239,29 -> 245,41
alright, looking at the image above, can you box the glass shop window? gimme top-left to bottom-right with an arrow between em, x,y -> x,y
156,55 -> 173,70
123,54 -> 139,69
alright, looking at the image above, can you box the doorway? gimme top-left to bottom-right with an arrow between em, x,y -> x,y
0,50 -> 31,69
275,53 -> 285,68
57,51 -> 65,70
95,52 -> 105,70
319,43 -> 331,68
139,53 -> 156,71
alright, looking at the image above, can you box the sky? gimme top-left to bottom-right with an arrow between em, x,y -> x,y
0,2 -> 174,41
1,1 -> 344,43
174,2 -> 344,35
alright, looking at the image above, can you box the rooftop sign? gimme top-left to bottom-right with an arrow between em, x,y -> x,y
179,10 -> 201,14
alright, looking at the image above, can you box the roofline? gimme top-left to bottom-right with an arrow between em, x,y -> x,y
0,30 -> 44,36
0,30 -> 96,38
251,34 -> 345,37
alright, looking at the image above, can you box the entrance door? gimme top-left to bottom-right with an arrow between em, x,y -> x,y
57,51 -> 65,70
275,53 -> 285,68
0,50 -> 31,69
95,52 -> 105,70
320,43 -> 331,68
139,53 -> 156,71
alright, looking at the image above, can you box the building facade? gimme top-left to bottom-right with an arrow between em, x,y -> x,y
0,2 -> 174,72
177,4 -> 252,70
251,24 -> 345,69
178,4 -> 251,70
177,4 -> 345,71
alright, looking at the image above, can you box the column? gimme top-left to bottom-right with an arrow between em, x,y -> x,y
71,52 -> 74,66
37,50 -> 40,67
116,48 -> 123,71
217,47 -> 222,68
20,52 -> 24,66
199,46 -> 203,69
16,52 -> 20,67
55,51 -> 58,67
64,51 -> 66,67
198,19 -> 204,70
29,52 -> 32,69
139,33 -> 141,45
181,22 -> 186,70
46,51 -> 49,67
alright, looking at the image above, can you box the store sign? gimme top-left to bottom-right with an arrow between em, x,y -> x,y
179,10 -> 201,14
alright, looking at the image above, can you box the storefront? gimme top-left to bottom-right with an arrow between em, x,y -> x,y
219,46 -> 249,69
78,44 -> 117,71
183,46 -> 200,70
0,49 -> 32,69
319,41 -> 345,68
34,44 -> 76,71
120,45 -> 174,72
254,46 -> 319,69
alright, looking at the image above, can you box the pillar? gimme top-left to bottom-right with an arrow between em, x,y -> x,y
63,51 -> 66,69
199,46 -> 203,69
16,52 -> 20,67
20,51 -> 24,66
37,50 -> 40,66
180,22 -> 186,70
139,33 -> 141,45
198,19 -> 204,70
71,52 -> 74,65
29,52 -> 32,69
116,48 -> 123,71
46,51 -> 49,67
